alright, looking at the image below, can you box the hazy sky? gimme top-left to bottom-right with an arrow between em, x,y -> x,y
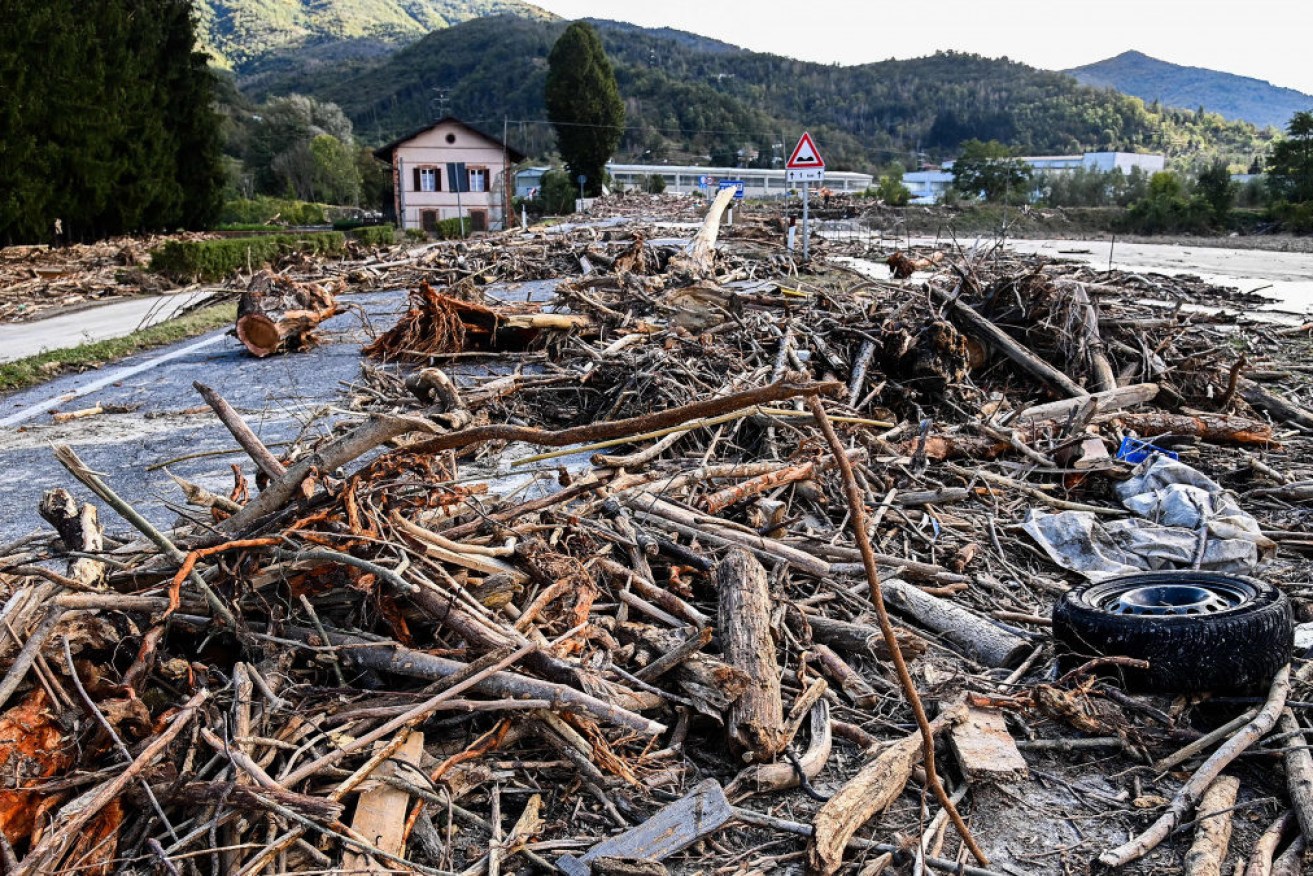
530,0 -> 1313,95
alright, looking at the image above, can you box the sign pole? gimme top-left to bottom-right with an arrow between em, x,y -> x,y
802,181 -> 810,262
785,131 -> 824,262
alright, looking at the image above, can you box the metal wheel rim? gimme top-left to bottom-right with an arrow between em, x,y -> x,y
1090,578 -> 1253,617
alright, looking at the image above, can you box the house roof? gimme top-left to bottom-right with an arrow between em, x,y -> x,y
373,116 -> 528,163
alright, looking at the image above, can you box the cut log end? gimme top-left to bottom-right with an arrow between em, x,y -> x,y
236,313 -> 280,358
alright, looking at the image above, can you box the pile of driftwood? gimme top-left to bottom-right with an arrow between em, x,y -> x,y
0,236 -> 183,322
4,195 -> 1313,876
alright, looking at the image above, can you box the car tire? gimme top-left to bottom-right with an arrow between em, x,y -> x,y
1052,571 -> 1293,693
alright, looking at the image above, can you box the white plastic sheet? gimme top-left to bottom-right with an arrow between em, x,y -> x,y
1023,454 -> 1274,580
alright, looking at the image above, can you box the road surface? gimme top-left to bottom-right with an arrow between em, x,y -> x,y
0,288 -> 218,363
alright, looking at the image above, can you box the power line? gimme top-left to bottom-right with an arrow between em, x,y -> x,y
468,117 -> 921,157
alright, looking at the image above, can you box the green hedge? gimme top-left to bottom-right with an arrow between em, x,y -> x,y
151,232 -> 346,281
351,225 -> 397,246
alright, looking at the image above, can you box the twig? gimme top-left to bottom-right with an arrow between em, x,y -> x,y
807,395 -> 989,867
193,381 -> 288,480
51,443 -> 237,628
0,601 -> 66,711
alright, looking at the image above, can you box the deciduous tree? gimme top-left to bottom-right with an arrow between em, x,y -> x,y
950,139 -> 1032,203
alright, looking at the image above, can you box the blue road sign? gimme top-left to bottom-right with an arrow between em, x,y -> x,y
718,179 -> 746,199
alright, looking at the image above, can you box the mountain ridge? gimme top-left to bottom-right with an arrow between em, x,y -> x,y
193,0 -> 555,71
277,16 -> 1269,171
1066,50 -> 1313,130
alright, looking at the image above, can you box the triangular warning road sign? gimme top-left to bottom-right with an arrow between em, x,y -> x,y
786,132 -> 825,169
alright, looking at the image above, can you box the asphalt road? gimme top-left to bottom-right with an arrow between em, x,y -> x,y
0,288 -> 218,363
0,288 -> 408,544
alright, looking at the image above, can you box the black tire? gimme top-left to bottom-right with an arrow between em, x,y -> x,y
1052,571 -> 1293,693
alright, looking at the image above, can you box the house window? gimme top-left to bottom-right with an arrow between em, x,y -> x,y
467,167 -> 487,193
413,166 -> 440,192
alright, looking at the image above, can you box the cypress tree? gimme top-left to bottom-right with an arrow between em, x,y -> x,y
545,22 -> 624,198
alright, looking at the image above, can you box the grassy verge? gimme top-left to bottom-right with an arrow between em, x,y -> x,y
0,302 -> 237,394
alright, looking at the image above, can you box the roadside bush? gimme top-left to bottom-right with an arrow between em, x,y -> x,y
1270,200 -> 1313,233
404,228 -> 427,241
874,163 -> 912,206
1121,171 -> 1213,234
351,225 -> 396,246
431,218 -> 470,240
643,174 -> 667,194
539,170 -> 578,215
219,197 -> 328,227
150,232 -> 345,281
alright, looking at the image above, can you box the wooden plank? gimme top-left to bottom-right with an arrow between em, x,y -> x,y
341,730 -> 425,872
949,707 -> 1028,783
556,780 -> 733,876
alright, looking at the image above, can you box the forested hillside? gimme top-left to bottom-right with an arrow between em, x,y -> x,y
281,15 -> 1271,171
194,0 -> 551,71
1069,51 -> 1313,130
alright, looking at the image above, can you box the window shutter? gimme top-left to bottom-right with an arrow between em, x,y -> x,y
447,163 -> 468,193
412,167 -> 421,191
435,167 -> 442,191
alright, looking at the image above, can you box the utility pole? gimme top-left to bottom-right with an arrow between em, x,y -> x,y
503,116 -> 511,231
430,87 -> 450,120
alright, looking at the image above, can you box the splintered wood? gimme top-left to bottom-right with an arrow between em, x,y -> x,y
4,197 -> 1313,876
949,706 -> 1029,783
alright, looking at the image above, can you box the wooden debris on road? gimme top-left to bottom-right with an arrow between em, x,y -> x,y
4,203 -> 1313,875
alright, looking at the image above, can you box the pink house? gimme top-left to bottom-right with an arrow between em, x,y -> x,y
374,116 -> 525,233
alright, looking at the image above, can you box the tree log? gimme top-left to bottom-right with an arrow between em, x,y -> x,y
1279,709 -> 1313,842
1183,775 -> 1239,876
718,548 -> 786,763
798,612 -> 928,661
881,579 -> 1029,668
38,488 -> 104,588
669,186 -> 738,282
1239,379 -> 1313,430
1244,810 -> 1295,876
235,270 -> 340,357
1015,382 -> 1159,423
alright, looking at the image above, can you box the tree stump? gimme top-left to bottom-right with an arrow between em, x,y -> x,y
235,270 -> 340,357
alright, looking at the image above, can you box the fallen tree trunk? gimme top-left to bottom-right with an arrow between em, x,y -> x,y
1015,382 -> 1159,423
235,270 -> 340,357
669,185 -> 738,282
1239,379 -> 1313,430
